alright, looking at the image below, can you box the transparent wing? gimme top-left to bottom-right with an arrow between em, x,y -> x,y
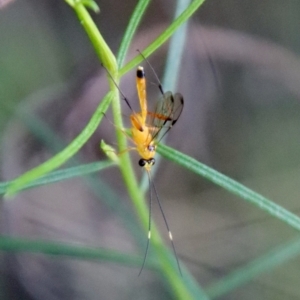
147,91 -> 184,143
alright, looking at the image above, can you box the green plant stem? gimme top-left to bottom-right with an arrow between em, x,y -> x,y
162,0 -> 191,91
68,0 -> 116,70
206,237 -> 300,298
0,235 -> 141,266
5,92 -> 113,196
117,0 -> 151,68
158,144 -> 300,232
119,0 -> 206,76
66,5 -> 142,246
0,160 -> 115,195
5,2 -> 120,197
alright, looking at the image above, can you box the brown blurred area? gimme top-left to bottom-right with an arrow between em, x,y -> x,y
1,0 -> 300,299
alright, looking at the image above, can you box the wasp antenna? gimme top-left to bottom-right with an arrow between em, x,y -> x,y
138,170 -> 153,276
136,49 -> 164,95
100,112 -> 116,127
197,26 -> 221,93
148,171 -> 182,276
101,63 -> 134,112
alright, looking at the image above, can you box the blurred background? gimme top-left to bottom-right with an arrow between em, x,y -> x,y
1,0 -> 300,299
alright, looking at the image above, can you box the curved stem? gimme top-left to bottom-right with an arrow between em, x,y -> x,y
119,0 -> 206,76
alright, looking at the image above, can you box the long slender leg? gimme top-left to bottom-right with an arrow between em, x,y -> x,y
148,171 -> 182,276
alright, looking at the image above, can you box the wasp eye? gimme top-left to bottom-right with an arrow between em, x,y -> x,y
138,159 -> 147,167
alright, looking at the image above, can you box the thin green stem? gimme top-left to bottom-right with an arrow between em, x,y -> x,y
69,1 -> 116,70
206,237 -> 300,298
117,0 -> 151,68
5,2 -> 120,196
119,0 -> 206,76
0,160 -> 115,195
158,144 -> 300,231
162,0 -> 191,91
0,235 -> 141,267
5,92 -> 113,196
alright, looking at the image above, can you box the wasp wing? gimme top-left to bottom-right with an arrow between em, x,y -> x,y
147,91 -> 184,143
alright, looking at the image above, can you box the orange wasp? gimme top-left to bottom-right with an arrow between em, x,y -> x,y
105,54 -> 184,275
